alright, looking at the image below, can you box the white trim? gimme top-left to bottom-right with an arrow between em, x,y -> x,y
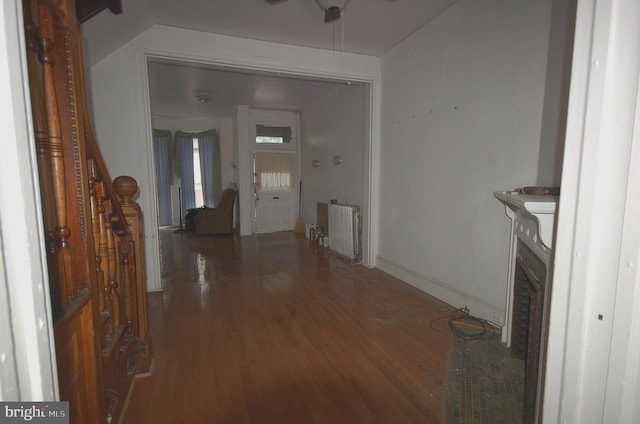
0,0 -> 58,400
376,256 -> 504,326
499,206 -> 517,345
494,191 -> 558,250
249,109 -> 300,234
236,105 -> 252,236
134,43 -> 163,292
604,72 -> 640,424
362,76 -> 381,267
139,25 -> 380,82
543,0 -> 640,421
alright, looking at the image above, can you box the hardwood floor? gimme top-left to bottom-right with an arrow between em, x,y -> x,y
121,229 -> 454,423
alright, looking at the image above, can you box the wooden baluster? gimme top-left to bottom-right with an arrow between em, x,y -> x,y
88,160 -> 106,317
105,205 -> 121,329
38,4 -> 76,308
24,1 -> 63,315
127,239 -> 137,339
119,238 -> 134,337
114,176 -> 152,371
97,182 -> 113,338
25,2 -> 55,247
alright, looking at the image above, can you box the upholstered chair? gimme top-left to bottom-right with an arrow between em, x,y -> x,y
194,188 -> 237,235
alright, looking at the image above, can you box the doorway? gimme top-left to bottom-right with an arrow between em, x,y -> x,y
249,117 -> 300,234
254,151 -> 297,233
142,54 -> 379,292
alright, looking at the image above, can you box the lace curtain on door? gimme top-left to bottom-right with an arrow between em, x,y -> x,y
255,152 -> 295,191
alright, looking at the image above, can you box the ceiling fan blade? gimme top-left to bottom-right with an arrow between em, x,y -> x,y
265,0 -> 288,4
324,7 -> 340,23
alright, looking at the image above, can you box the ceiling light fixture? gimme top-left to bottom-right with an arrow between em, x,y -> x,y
315,0 -> 350,23
194,93 -> 213,103
315,0 -> 350,12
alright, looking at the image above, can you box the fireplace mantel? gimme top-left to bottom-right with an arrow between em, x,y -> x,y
494,191 -> 558,249
494,191 -> 558,422
494,190 -> 558,349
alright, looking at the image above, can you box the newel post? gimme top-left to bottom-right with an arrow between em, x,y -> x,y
113,176 -> 152,371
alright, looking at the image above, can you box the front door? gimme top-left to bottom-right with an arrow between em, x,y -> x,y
254,151 -> 297,233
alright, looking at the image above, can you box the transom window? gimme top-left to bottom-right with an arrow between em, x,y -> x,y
255,125 -> 292,144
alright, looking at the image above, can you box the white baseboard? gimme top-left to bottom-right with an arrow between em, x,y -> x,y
147,288 -> 163,293
376,256 -> 505,327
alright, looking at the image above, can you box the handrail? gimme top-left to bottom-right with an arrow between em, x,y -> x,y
23,0 -> 152,421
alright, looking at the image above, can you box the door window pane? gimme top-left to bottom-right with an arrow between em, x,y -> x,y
255,152 -> 295,190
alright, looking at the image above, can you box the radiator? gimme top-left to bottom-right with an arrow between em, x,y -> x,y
328,203 -> 361,262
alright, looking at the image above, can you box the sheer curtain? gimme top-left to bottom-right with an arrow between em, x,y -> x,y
153,130 -> 172,226
175,131 -> 195,220
196,130 -> 222,207
255,152 -> 295,190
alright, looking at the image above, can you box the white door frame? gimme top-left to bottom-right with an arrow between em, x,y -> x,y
248,110 -> 300,234
0,0 -> 58,400
542,0 -> 640,422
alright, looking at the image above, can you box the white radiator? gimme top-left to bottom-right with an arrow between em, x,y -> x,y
328,203 -> 361,262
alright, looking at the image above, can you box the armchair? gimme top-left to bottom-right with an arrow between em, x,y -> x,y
194,188 -> 237,235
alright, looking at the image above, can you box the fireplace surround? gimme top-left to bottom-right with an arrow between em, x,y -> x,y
495,191 -> 558,423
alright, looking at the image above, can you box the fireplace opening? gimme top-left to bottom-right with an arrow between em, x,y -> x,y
511,239 -> 547,424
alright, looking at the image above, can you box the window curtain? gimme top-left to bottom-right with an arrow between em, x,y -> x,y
255,152 -> 295,191
175,131 -> 196,219
153,130 -> 173,226
196,130 -> 222,207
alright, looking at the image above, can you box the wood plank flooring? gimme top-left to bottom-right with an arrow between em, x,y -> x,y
121,230 -> 455,424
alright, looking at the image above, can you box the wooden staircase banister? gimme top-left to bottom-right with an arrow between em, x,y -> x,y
85,140 -> 129,236
23,0 -> 152,422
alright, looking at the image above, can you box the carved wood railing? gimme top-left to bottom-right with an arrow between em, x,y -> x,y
23,0 -> 151,423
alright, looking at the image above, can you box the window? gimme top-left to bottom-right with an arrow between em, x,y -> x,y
193,138 -> 204,207
255,125 -> 292,144
176,130 -> 221,218
256,136 -> 285,144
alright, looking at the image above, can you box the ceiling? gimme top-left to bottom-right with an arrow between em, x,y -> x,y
148,0 -> 458,57
83,0 -> 459,120
147,60 -> 354,119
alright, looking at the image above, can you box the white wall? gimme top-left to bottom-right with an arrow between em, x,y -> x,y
88,45 -> 163,290
536,0 -> 576,186
81,0 -> 153,67
378,0 -> 552,323
301,84 -> 367,227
